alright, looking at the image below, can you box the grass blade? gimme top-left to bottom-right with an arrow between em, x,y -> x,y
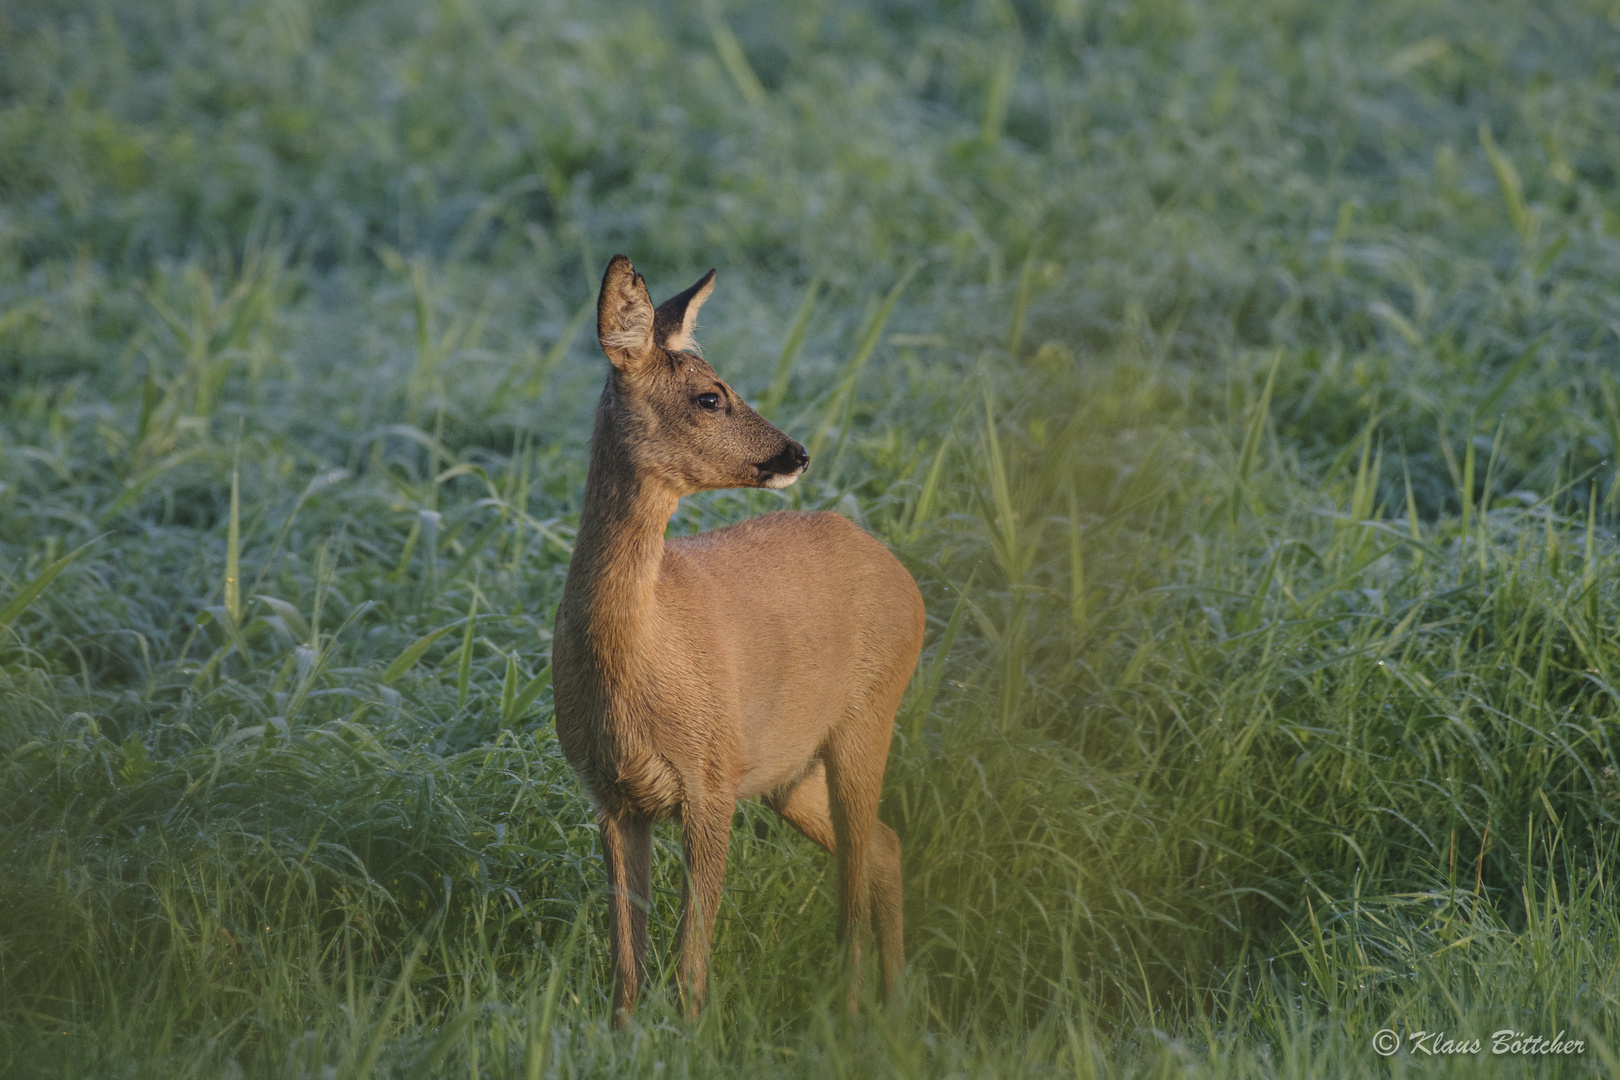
99,445 -> 211,522
457,589 -> 479,710
500,653 -> 518,722
906,573 -> 974,742
225,458 -> 242,625
1230,349 -> 1282,525
352,938 -> 427,1080
1008,255 -> 1035,357
0,538 -> 100,630
981,41 -> 1020,148
808,263 -> 919,466
516,296 -> 594,400
908,433 -> 953,540
1403,458 -> 1424,570
1067,478 -> 1086,632
527,905 -> 589,1080
981,386 -> 1022,585
381,620 -> 464,685
1237,350 -> 1282,483
1600,371 -> 1620,509
709,14 -> 767,107
1477,341 -> 1538,418
762,276 -> 821,416
1479,122 -> 1533,244
246,468 -> 349,600
503,664 -> 551,727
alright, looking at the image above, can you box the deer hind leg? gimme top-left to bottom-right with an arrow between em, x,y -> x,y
676,795 -> 734,1020
770,758 -> 905,1008
867,818 -> 904,1003
600,810 -> 653,1027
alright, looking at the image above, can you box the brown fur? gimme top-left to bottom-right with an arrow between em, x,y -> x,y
553,256 -> 926,1024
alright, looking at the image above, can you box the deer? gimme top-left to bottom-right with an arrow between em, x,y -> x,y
552,255 -> 925,1025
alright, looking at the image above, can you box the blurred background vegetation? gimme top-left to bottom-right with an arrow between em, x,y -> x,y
2,0 -> 1619,1076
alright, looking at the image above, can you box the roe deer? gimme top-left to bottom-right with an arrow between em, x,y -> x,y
552,255 -> 925,1024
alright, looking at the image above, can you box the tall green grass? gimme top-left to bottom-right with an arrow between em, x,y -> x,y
3,0 -> 1619,1075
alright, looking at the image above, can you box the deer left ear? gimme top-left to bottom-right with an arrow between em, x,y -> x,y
653,269 -> 716,354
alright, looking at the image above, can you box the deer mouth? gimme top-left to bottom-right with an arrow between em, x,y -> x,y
754,442 -> 809,488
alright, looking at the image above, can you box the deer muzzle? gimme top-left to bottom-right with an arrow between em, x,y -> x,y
755,441 -> 809,488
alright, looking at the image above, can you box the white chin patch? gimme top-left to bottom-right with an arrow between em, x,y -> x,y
762,471 -> 801,490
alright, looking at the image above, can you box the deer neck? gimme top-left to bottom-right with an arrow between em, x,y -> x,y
561,393 -> 678,670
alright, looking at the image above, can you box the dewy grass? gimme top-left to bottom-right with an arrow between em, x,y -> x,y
2,0 -> 1620,1076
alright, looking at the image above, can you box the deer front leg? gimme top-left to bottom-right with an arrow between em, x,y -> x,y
675,797 -> 733,1020
599,810 -> 653,1027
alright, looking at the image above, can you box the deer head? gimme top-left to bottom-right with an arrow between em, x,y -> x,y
594,255 -> 808,496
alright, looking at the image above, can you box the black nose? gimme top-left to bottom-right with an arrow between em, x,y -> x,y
758,441 -> 809,476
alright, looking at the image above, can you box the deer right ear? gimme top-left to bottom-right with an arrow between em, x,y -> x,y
597,255 -> 655,370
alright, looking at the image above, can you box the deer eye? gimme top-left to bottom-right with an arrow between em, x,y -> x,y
696,392 -> 721,411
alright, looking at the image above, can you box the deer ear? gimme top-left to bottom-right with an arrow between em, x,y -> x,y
652,269 -> 716,354
597,255 -> 655,370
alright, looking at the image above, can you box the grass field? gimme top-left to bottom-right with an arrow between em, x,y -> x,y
3,0 -> 1620,1075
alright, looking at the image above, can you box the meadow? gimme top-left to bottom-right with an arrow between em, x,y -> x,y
2,0 -> 1620,1075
